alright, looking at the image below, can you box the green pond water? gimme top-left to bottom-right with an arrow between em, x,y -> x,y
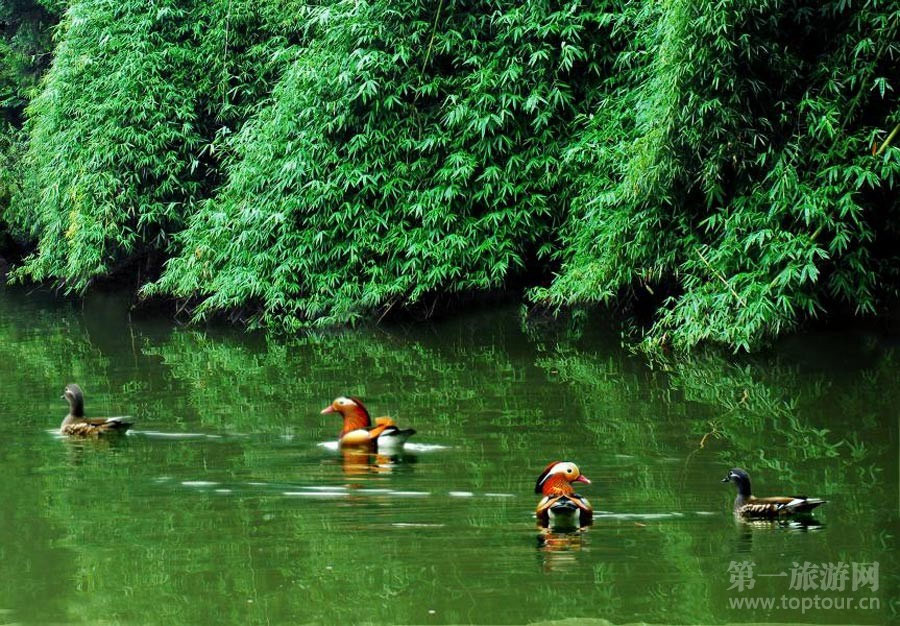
0,288 -> 897,625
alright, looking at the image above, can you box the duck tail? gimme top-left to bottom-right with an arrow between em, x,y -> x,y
377,427 -> 416,448
104,416 -> 134,431
783,498 -> 827,514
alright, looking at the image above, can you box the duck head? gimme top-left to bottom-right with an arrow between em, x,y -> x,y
722,468 -> 752,497
535,461 -> 591,495
321,396 -> 372,435
62,383 -> 85,417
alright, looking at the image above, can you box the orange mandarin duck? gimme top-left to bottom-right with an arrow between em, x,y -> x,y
59,384 -> 133,437
722,468 -> 827,519
321,396 -> 415,451
535,461 -> 593,528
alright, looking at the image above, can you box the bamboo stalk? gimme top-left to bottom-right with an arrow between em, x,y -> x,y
876,122 -> 900,156
421,0 -> 445,75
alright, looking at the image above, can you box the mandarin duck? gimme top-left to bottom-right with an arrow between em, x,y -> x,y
722,468 -> 826,519
535,461 -> 593,528
321,396 -> 415,451
59,384 -> 133,437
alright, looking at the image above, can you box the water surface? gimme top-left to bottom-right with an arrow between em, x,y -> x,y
0,288 -> 896,624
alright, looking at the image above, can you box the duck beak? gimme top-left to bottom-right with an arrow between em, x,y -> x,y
575,475 -> 591,484
320,405 -> 336,415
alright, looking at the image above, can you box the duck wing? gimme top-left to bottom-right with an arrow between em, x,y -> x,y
536,495 -> 560,524
85,416 -> 131,425
742,495 -> 826,517
64,416 -> 132,436
341,416 -> 414,449
568,493 -> 593,523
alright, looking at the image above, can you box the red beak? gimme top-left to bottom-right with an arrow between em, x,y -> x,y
574,475 -> 591,484
320,405 -> 336,414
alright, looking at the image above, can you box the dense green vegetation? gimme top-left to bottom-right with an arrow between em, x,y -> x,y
144,2 -> 616,328
0,1 -> 58,122
1,1 -> 898,350
540,1 -> 900,351
0,0 -> 58,241
3,0 -> 305,285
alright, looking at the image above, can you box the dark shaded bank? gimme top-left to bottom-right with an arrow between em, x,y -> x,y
1,1 -> 898,352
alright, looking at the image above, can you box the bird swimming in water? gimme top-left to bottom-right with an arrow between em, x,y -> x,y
535,461 -> 593,529
321,396 -> 415,451
722,468 -> 826,519
59,384 -> 133,437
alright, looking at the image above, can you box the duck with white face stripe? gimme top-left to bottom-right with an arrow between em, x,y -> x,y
722,468 -> 827,519
534,461 -> 593,529
321,396 -> 416,452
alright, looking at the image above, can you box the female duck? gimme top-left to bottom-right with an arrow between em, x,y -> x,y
535,461 -> 593,528
321,396 -> 415,451
60,384 -> 132,437
722,468 -> 826,518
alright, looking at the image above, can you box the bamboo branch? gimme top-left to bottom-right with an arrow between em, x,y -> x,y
377,297 -> 399,324
696,247 -> 747,307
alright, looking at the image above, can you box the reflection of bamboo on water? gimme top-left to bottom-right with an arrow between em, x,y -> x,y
682,420 -> 724,484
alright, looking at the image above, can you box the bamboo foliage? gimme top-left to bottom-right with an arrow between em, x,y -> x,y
5,0 -> 305,288
538,0 -> 900,351
148,1 -> 619,329
2,1 -> 899,351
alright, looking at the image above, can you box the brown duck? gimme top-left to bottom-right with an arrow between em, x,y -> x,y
722,468 -> 826,518
59,384 -> 133,437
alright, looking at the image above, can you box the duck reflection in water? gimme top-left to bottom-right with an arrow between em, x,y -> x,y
61,432 -> 131,467
733,517 -> 824,554
337,447 -> 417,476
536,526 -> 590,572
